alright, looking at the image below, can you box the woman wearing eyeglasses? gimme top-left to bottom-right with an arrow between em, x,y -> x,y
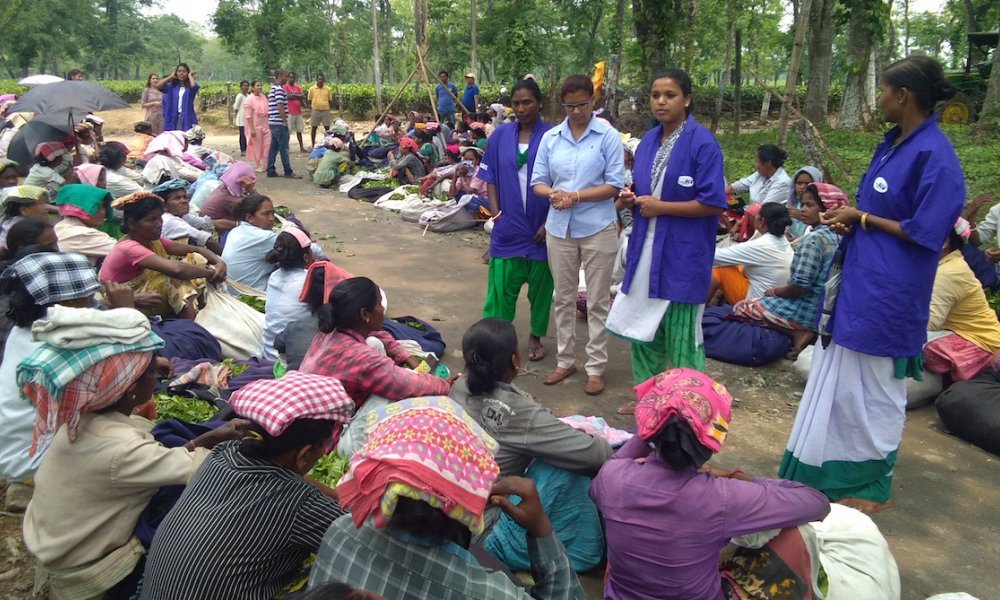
605,69 -> 727,414
531,75 -> 625,397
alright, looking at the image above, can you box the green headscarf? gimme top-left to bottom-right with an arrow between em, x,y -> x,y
55,184 -> 122,238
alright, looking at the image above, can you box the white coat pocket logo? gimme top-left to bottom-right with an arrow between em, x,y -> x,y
873,177 -> 888,193
678,176 -> 694,187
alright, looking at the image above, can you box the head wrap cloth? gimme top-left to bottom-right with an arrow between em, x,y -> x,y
337,396 -> 500,535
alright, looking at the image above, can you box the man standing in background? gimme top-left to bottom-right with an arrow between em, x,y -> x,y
267,69 -> 301,178
435,70 -> 459,127
462,73 -> 480,115
283,72 -> 307,153
307,73 -> 333,148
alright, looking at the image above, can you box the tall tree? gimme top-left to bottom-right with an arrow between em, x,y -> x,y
975,11 -> 1000,131
803,0 -> 836,125
836,0 -> 888,129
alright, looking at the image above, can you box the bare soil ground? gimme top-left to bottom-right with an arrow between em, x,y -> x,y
1,107 -> 996,599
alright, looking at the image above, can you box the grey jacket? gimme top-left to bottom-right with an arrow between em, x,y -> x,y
450,378 -> 613,478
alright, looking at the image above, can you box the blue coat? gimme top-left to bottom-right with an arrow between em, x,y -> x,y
477,119 -> 553,260
832,115 -> 964,357
621,116 -> 727,304
162,80 -> 200,132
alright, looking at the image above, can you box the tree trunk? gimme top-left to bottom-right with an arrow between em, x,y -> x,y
902,0 -> 909,55
962,0 -> 990,65
684,0 -> 697,72
734,28 -> 742,135
803,0 -> 834,125
712,25 -> 735,133
606,0 -> 626,119
777,0 -> 812,145
836,2 -> 878,129
586,3 -> 604,67
371,0 -> 383,114
470,0 -> 477,79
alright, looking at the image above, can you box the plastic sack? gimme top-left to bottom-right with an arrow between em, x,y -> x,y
194,283 -> 264,359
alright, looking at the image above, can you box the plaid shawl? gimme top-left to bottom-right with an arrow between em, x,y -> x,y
0,252 -> 98,305
18,331 -> 164,454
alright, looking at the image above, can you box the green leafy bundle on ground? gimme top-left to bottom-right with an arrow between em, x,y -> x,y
154,392 -> 218,424
308,452 -> 351,487
362,179 -> 391,189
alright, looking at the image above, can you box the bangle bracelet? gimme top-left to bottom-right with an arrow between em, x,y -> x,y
575,191 -> 581,204
860,212 -> 869,230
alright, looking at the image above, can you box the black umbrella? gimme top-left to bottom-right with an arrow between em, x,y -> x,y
6,115 -> 74,167
8,81 -> 129,115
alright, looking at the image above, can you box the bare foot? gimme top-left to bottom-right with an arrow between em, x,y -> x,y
835,497 -> 893,515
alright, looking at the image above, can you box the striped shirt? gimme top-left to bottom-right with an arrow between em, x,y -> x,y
268,85 -> 288,125
139,441 -> 345,600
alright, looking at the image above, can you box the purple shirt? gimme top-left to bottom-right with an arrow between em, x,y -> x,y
589,436 -> 830,600
477,119 -> 553,260
161,80 -> 199,132
621,116 -> 727,304
832,115 -> 964,357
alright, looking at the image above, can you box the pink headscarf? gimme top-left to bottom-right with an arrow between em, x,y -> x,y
219,161 -> 256,196
633,368 -> 732,453
298,260 -> 354,304
808,182 -> 848,211
73,163 -> 106,187
144,131 -> 186,159
736,203 -> 763,242
398,137 -> 418,153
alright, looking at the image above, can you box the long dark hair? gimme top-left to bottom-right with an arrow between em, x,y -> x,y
462,318 -> 517,396
232,193 -> 270,221
759,202 -> 793,237
265,231 -> 310,270
317,277 -> 379,334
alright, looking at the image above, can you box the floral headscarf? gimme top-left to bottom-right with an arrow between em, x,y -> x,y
337,396 -> 500,535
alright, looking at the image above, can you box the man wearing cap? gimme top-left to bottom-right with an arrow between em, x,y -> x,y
435,71 -> 459,127
462,73 -> 480,114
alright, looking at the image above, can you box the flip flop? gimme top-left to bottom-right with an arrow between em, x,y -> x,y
784,347 -> 803,361
528,344 -> 546,362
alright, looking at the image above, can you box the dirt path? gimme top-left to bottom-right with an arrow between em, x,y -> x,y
1,127 -> 996,599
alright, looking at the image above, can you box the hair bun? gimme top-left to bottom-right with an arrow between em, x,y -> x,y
932,79 -> 957,102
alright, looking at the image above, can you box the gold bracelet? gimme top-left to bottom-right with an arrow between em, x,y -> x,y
574,191 -> 581,204
860,212 -> 869,230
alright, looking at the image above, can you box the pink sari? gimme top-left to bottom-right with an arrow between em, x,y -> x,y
243,93 -> 270,171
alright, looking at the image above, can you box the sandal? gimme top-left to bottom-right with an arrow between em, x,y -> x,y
527,343 -> 546,362
835,497 -> 893,515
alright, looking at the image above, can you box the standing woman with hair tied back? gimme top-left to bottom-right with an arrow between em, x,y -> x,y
725,144 -> 792,205
531,74 -> 625,397
141,73 -> 164,134
156,63 -> 199,132
780,55 -> 965,515
606,69 -> 727,408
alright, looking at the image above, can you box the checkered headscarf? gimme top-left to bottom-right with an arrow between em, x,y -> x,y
0,252 -> 98,305
228,371 -> 355,436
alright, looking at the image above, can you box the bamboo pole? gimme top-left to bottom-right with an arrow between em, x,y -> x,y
374,68 -> 417,127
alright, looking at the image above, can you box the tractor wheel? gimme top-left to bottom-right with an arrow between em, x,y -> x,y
938,94 -> 976,124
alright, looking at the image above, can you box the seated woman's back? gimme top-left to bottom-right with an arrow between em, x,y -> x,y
590,369 -> 829,600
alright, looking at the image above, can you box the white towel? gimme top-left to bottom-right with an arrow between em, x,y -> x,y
31,306 -> 151,349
